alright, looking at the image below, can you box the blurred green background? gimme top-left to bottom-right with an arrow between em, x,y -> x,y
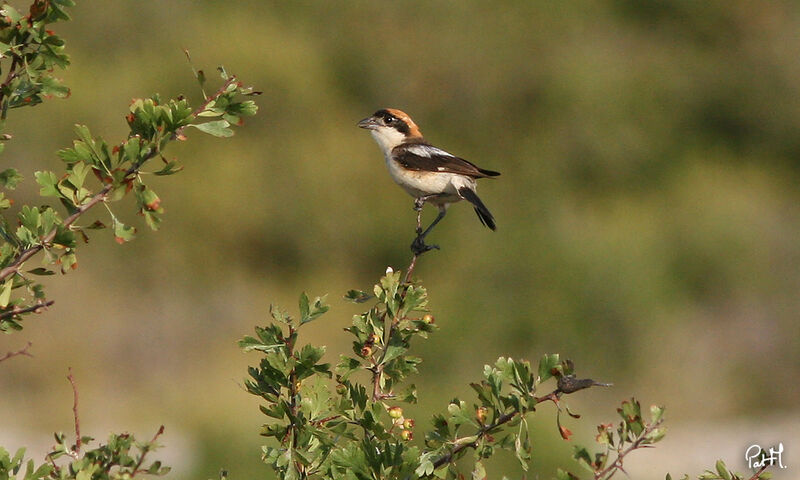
1,0 -> 799,478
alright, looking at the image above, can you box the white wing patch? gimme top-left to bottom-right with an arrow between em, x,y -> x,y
406,144 -> 455,158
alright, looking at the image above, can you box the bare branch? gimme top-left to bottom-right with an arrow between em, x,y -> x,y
745,464 -> 770,480
67,368 -> 81,453
0,299 -> 55,321
0,341 -> 33,363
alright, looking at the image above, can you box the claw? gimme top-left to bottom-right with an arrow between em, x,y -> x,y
411,236 -> 440,256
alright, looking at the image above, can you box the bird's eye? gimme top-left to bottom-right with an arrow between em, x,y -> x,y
384,115 -> 395,124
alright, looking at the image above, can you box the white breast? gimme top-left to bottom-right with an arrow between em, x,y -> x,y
384,154 -> 474,204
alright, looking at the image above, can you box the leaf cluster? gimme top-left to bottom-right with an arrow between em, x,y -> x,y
557,398 -> 666,480
0,427 -> 168,480
667,460 -> 773,480
241,271 -> 617,480
0,0 -> 73,145
0,69 -> 258,332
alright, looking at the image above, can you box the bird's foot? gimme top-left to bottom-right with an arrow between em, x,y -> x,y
411,236 -> 439,256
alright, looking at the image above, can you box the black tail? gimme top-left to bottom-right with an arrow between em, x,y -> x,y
458,187 -> 496,231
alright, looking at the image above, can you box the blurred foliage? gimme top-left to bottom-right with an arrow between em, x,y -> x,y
0,0 -> 798,479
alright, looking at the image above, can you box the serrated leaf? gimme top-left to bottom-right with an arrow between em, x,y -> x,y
189,120 -> 233,137
67,162 -> 89,189
0,169 -> 22,189
538,353 -> 560,383
113,220 -> 135,244
381,336 -> 406,364
34,171 -> 60,197
299,293 -> 329,325
0,278 -> 12,308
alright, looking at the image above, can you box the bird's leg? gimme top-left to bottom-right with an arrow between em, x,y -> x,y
411,206 -> 446,256
419,208 -> 446,239
412,194 -> 439,236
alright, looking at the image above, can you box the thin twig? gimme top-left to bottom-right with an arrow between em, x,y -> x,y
432,391 -> 560,469
403,254 -> 420,285
371,212 -> 428,399
592,421 -> 662,480
67,368 -> 81,453
0,299 -> 55,321
745,464 -> 770,480
130,425 -> 165,477
0,341 -> 33,363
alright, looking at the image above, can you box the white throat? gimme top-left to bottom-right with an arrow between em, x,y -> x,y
369,126 -> 407,155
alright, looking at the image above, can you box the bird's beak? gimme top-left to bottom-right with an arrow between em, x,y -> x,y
357,116 -> 380,130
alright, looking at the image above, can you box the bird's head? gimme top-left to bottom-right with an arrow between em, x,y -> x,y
358,108 -> 423,152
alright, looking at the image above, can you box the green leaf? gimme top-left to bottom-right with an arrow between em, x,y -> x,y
35,171 -> 60,197
270,304 -> 292,325
0,168 -> 22,189
715,460 -> 731,480
238,336 -> 283,353
344,289 -> 372,303
647,427 -> 667,443
189,120 -> 233,137
18,206 -> 41,231
650,404 -> 665,424
0,278 -> 12,308
381,335 -> 406,364
52,225 -> 76,249
537,353 -> 560,383
16,226 -> 36,246
472,460 -> 486,480
113,220 -> 136,243
40,76 -> 70,98
299,293 -> 329,325
67,162 -> 89,190
122,137 -> 141,163
572,446 -> 593,472
27,268 -> 55,276
335,355 -> 362,380
556,469 -> 580,480
399,383 -> 417,404
1,5 -> 24,23
153,160 -> 183,176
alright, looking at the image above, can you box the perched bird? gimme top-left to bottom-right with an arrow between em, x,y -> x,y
358,108 -> 500,254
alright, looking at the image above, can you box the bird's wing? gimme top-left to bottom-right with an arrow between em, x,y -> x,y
394,144 -> 500,178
